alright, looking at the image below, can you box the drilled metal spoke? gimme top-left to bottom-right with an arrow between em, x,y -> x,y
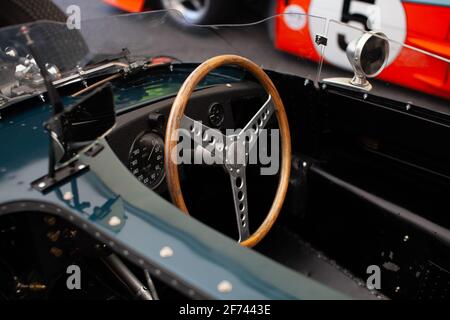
179,115 -> 226,163
228,166 -> 250,242
239,95 -> 275,153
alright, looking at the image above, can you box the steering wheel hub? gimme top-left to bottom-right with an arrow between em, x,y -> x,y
225,138 -> 247,170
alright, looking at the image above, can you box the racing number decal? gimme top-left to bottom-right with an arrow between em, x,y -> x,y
338,0 -> 375,51
308,0 -> 407,70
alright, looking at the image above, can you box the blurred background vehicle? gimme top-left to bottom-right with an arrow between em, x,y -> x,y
103,0 -> 449,99
103,0 -> 268,24
274,0 -> 450,99
0,0 -> 447,101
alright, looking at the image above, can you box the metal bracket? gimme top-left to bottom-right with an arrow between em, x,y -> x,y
323,77 -> 372,92
31,160 -> 89,194
315,35 -> 328,46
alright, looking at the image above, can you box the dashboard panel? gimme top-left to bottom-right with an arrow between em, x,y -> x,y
107,81 -> 267,193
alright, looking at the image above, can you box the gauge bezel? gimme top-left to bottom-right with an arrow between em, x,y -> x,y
208,102 -> 225,128
128,131 -> 166,191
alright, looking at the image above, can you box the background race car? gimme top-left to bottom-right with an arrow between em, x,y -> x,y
275,0 -> 450,99
103,0 -> 449,99
103,0 -> 235,24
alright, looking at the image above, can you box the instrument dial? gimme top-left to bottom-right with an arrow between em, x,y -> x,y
208,102 -> 225,128
128,132 -> 165,190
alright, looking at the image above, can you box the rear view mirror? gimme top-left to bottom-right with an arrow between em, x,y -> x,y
346,31 -> 390,90
47,83 -> 116,164
324,31 -> 390,92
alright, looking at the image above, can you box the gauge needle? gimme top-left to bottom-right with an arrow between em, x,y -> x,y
147,145 -> 156,161
144,145 -> 156,172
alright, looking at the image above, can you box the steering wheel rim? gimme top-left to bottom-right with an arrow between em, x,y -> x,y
164,54 -> 291,247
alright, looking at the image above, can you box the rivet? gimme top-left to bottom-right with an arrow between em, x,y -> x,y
363,93 -> 368,100
217,280 -> 232,293
403,235 -> 409,242
63,191 -> 73,201
78,164 -> 86,170
302,161 -> 308,168
38,182 -> 46,188
160,246 -> 173,258
108,216 -> 121,226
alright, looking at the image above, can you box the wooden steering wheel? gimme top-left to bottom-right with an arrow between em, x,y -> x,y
164,55 -> 291,247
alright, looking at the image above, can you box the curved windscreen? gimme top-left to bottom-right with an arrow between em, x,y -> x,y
0,10 -> 327,108
0,9 -> 448,110
75,10 -> 327,79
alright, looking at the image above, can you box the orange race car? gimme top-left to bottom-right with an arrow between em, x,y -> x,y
104,0 -> 450,99
103,0 -> 233,24
275,0 -> 450,99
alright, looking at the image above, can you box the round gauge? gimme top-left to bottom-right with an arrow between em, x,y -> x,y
128,132 -> 165,190
208,102 -> 225,127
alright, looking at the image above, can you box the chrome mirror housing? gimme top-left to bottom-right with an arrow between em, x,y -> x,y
324,31 -> 390,92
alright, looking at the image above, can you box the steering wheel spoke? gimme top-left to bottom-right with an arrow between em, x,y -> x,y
239,95 -> 275,153
228,166 -> 250,242
180,115 -> 226,163
165,55 -> 291,247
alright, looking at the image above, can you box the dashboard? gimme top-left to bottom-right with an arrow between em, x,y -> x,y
107,80 -> 267,194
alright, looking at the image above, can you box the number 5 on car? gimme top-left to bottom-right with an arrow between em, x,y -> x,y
274,0 -> 450,99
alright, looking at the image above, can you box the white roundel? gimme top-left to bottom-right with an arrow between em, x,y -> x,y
308,0 -> 406,71
283,4 -> 307,31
